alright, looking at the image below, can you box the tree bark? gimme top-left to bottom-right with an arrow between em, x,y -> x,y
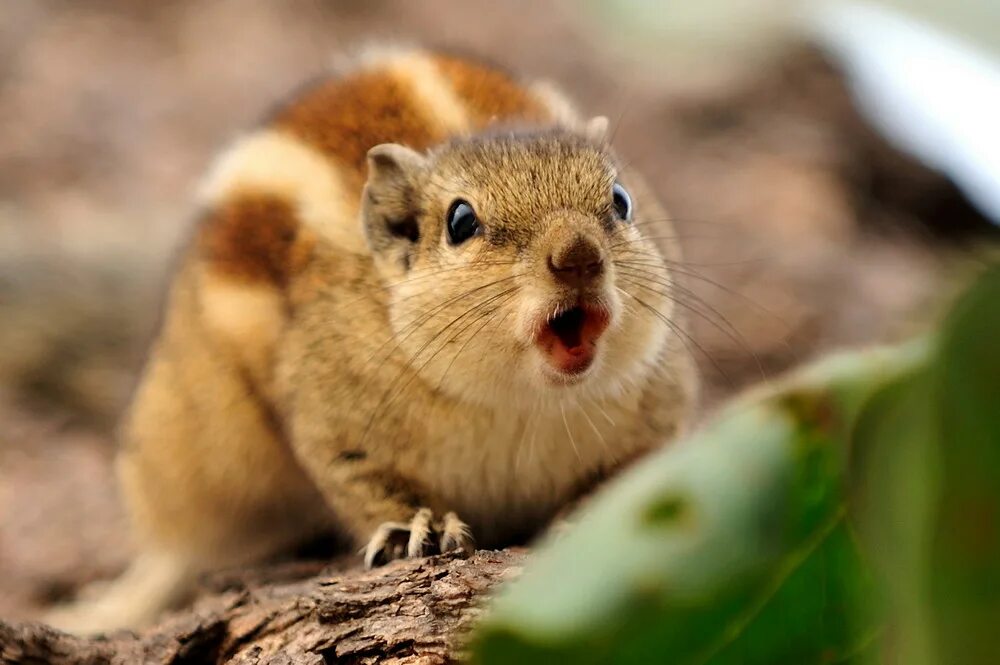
0,549 -> 525,665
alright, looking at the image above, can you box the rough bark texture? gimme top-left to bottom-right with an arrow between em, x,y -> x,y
0,550 -> 524,665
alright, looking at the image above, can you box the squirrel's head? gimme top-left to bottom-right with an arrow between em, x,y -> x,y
361,120 -> 678,407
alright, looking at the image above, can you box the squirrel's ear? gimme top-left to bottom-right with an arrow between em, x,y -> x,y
362,144 -> 427,270
584,116 -> 609,143
367,143 -> 426,185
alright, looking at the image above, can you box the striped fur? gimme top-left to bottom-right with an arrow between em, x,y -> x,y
194,50 -> 570,383
45,48 -> 694,635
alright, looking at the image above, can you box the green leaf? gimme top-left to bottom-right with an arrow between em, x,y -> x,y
851,263 -> 1000,665
924,264 -> 1000,664
850,367 -> 938,665
470,346 -> 920,664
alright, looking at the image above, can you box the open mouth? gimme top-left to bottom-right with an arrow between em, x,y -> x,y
535,302 -> 610,377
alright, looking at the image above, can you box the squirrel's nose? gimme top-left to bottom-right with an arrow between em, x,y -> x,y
547,234 -> 605,287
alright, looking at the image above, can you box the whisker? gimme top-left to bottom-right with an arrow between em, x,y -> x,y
615,251 -> 768,270
578,399 -> 608,456
608,233 -> 707,249
615,285 -> 734,388
617,262 -> 746,326
434,292 -> 519,391
560,403 -> 581,464
610,232 -> 684,245
628,217 -> 691,230
616,269 -> 765,380
349,274 -> 522,422
616,258 -> 795,367
359,273 -> 521,378
612,248 -> 668,263
518,401 -> 541,475
589,397 -> 616,427
339,261 -> 519,309
630,216 -> 758,229
616,262 -> 753,339
615,259 -> 789,327
358,286 -> 521,445
606,82 -> 637,148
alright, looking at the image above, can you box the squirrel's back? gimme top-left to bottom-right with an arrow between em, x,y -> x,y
185,48 -> 579,393
197,48 -> 575,284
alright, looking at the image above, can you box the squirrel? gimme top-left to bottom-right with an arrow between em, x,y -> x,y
45,46 -> 697,634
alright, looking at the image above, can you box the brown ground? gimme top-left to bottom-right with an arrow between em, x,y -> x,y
0,0 -> 993,629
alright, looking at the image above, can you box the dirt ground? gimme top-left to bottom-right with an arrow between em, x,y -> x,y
0,0 -> 991,626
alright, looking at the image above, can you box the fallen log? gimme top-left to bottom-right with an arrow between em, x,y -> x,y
1,549 -> 524,665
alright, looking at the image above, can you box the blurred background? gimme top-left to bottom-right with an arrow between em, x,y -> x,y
1,0 -> 997,622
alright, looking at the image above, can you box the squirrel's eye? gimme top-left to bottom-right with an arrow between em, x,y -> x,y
446,199 -> 481,245
612,183 -> 632,222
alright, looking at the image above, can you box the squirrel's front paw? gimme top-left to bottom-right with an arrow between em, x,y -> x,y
363,508 -> 475,568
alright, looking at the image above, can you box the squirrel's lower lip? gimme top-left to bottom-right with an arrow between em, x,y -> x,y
534,301 -> 610,376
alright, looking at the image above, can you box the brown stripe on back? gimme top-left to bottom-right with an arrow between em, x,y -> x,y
198,194 -> 314,288
432,55 -> 550,128
271,68 -> 443,187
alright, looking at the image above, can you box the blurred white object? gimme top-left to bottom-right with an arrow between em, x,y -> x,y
804,1 -> 1000,225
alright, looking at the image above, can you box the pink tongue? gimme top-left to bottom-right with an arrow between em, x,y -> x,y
547,337 -> 594,374
539,306 -> 610,374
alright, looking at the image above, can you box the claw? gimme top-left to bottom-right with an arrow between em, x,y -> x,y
406,508 -> 435,558
363,508 -> 475,568
439,511 -> 476,556
362,521 -> 410,569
